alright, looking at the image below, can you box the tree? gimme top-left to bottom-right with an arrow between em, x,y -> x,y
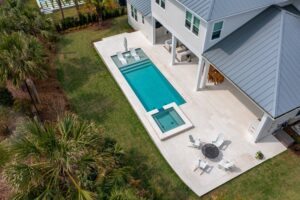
56,0 -> 65,20
0,32 -> 47,115
85,0 -> 119,23
0,0 -> 56,43
3,113 -> 144,199
74,0 -> 81,16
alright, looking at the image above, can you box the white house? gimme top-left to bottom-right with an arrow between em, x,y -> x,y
127,0 -> 300,142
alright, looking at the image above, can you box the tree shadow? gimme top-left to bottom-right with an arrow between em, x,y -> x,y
70,91 -> 115,124
124,148 -> 193,199
57,56 -> 102,93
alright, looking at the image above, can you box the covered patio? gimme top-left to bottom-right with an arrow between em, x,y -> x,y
94,31 -> 286,196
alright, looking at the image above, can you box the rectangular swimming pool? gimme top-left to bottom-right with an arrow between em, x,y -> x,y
119,59 -> 185,112
111,49 -> 192,140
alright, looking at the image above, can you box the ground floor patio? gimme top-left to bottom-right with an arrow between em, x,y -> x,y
94,31 -> 286,196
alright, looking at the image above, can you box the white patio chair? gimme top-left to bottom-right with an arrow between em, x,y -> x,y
218,159 -> 234,171
188,135 -> 201,149
164,39 -> 172,52
177,50 -> 192,62
212,133 -> 225,149
130,48 -> 141,61
117,52 -> 127,65
194,159 -> 208,174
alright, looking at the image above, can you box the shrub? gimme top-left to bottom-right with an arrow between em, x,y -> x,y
255,151 -> 264,160
0,87 -> 14,106
55,9 -> 126,32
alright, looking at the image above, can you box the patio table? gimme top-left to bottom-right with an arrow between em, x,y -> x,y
202,143 -> 220,159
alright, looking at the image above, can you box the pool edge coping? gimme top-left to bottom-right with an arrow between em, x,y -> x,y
146,103 -> 194,140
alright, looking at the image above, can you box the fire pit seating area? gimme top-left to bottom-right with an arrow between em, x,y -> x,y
189,134 -> 235,175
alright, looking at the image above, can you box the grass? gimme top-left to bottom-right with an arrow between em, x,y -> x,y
56,16 -> 300,200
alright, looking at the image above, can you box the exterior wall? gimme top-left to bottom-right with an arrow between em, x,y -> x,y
293,0 -> 300,10
127,3 -> 154,44
269,108 -> 300,132
204,8 -> 265,50
151,0 -> 207,56
254,108 -> 300,142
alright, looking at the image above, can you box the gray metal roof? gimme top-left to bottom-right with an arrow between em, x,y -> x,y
203,6 -> 300,118
128,0 -> 151,16
176,0 -> 288,21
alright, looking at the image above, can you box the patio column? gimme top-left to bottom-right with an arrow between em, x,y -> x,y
199,60 -> 210,90
171,34 -> 177,65
151,17 -> 156,45
253,113 -> 274,142
195,58 -> 205,91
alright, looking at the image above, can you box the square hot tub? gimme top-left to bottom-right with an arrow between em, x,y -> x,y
153,107 -> 185,133
147,103 -> 193,140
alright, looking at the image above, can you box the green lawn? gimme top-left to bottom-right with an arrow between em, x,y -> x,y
56,16 -> 300,200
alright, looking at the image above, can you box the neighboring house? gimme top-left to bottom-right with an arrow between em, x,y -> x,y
36,0 -> 85,14
127,0 -> 300,142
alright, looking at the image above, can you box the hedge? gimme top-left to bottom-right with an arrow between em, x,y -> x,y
55,8 -> 127,32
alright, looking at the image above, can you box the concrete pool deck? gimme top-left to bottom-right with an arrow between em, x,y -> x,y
93,31 -> 286,197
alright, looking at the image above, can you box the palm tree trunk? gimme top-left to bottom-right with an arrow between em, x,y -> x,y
56,0 -> 65,20
24,80 -> 40,119
74,0 -> 80,16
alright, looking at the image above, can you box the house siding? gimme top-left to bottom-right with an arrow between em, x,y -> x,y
152,0 -> 207,56
127,3 -> 154,44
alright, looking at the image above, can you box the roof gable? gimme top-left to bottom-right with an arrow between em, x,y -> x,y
203,7 -> 300,118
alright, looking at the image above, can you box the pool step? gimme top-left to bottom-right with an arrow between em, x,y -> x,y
120,59 -> 152,73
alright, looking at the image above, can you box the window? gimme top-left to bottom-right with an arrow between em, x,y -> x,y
185,11 -> 200,36
156,0 -> 165,9
192,17 -> 200,35
185,11 -> 192,29
142,16 -> 145,24
134,8 -> 137,21
161,0 -> 165,9
131,5 -> 138,21
131,5 -> 134,18
212,21 -> 223,40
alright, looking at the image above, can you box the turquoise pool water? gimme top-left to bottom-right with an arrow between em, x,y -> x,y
119,59 -> 185,112
152,108 -> 185,133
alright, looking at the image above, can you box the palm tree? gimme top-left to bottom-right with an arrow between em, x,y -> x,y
85,0 -> 119,23
3,114 -> 119,199
0,144 -> 10,168
56,0 -> 65,20
0,32 -> 47,115
0,0 -> 56,43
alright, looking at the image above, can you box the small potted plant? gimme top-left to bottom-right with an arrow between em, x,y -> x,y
255,151 -> 264,160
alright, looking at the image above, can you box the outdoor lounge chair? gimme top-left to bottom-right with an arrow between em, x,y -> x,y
212,134 -> 225,149
218,159 -> 234,171
177,50 -> 192,62
188,135 -> 201,149
130,48 -> 141,61
117,52 -> 127,65
194,159 -> 208,174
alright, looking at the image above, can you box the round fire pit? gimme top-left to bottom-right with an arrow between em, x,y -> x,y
202,143 -> 220,159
